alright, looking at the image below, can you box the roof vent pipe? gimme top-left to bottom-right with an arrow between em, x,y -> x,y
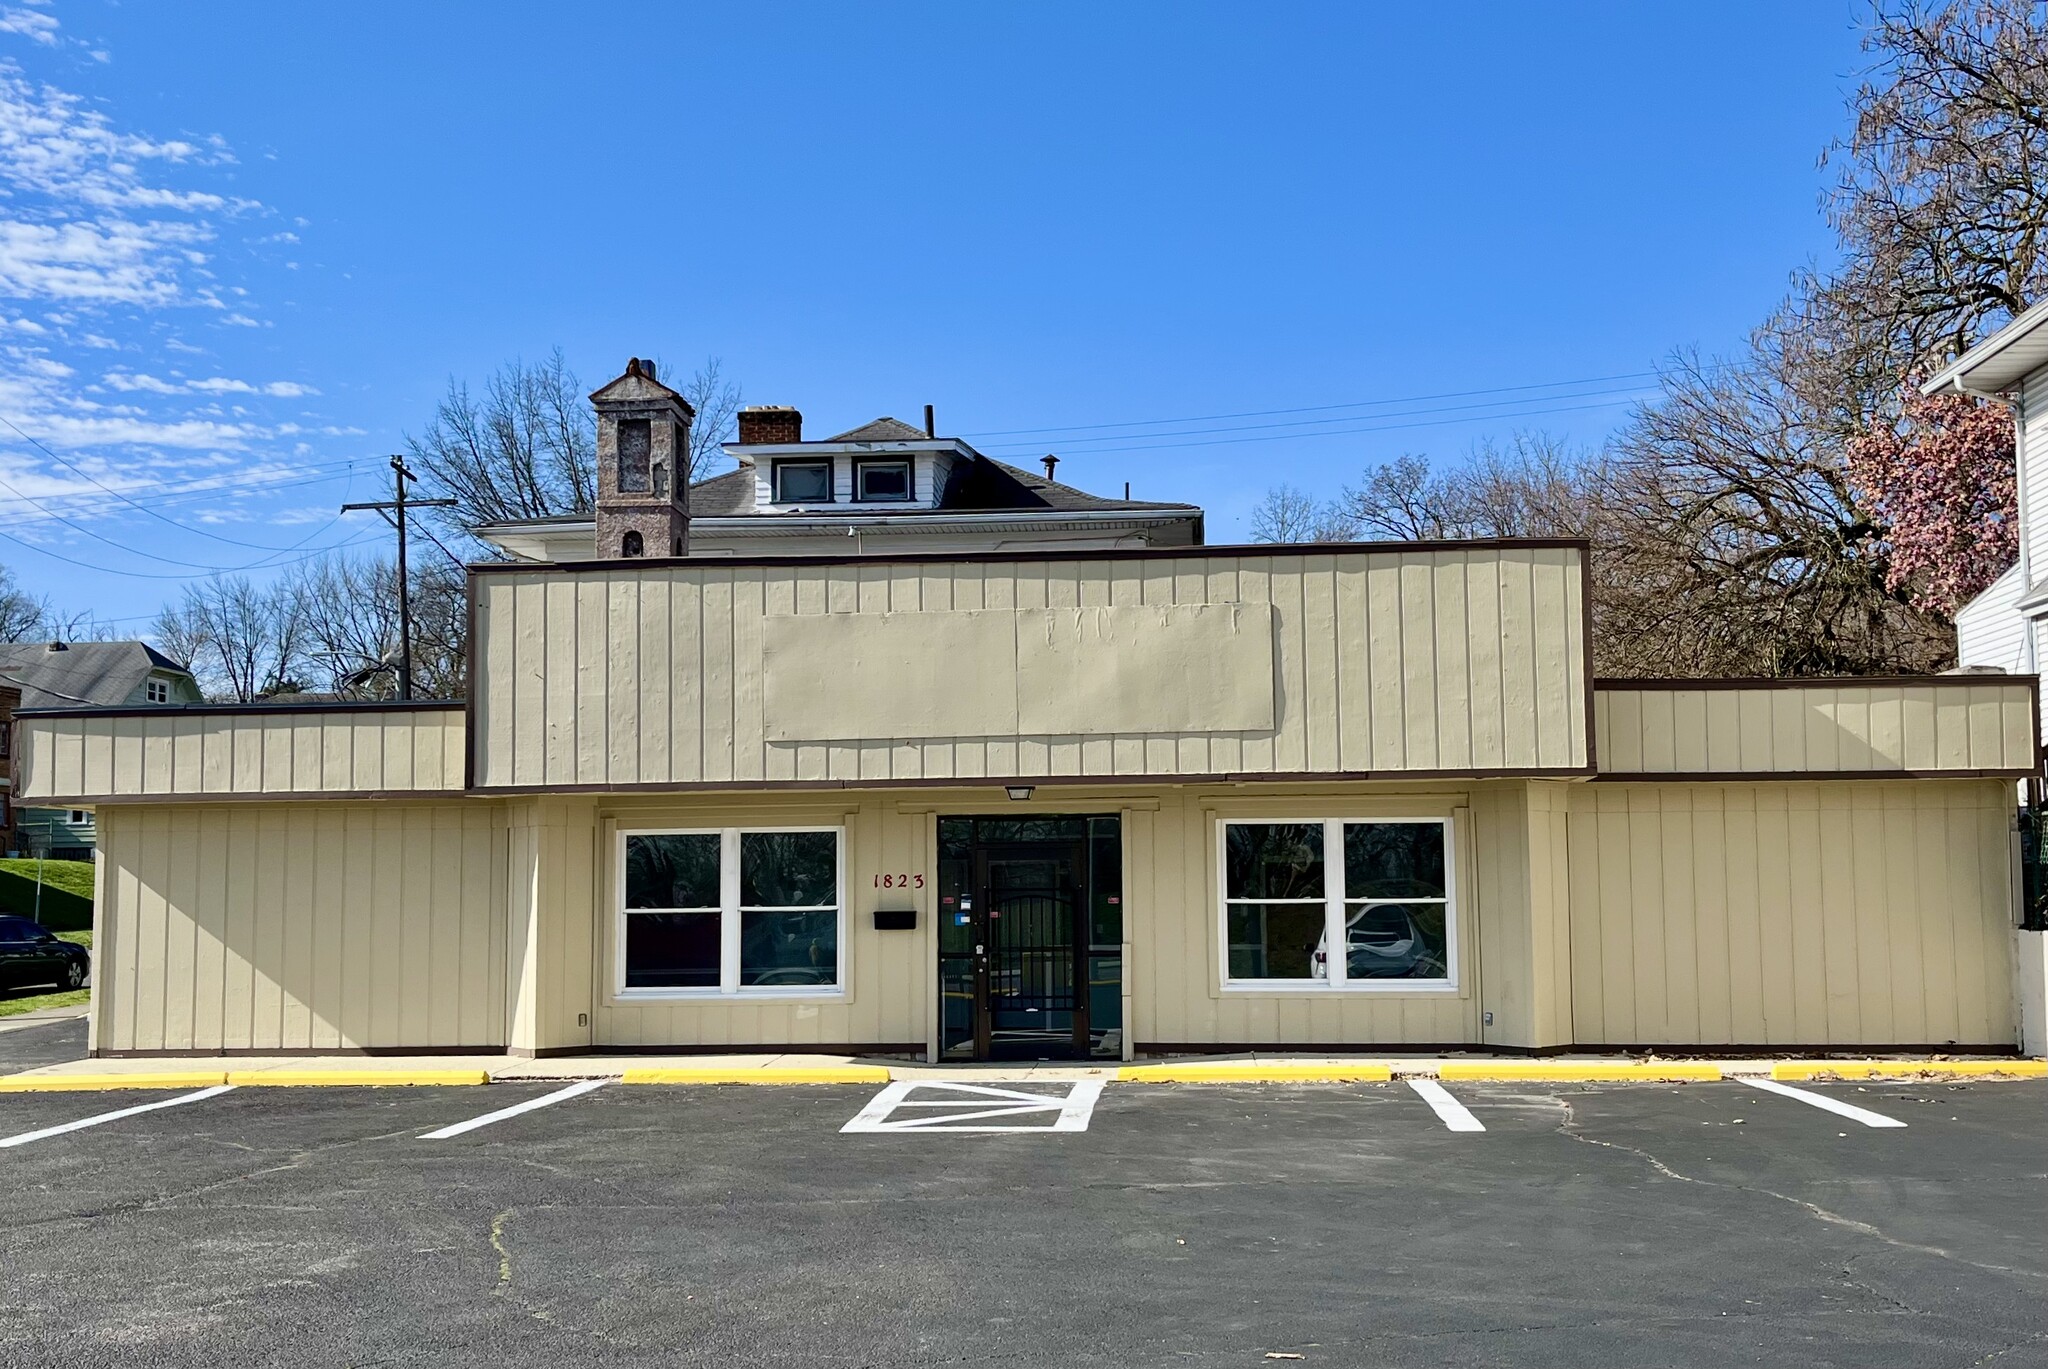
1042,454 -> 1060,481
924,404 -> 935,438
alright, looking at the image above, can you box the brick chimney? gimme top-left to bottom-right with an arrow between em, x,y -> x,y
737,405 -> 802,445
591,357 -> 694,559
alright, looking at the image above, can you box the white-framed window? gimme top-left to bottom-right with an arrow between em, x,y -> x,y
144,679 -> 170,704
1218,817 -> 1455,992
616,826 -> 844,999
853,459 -> 911,502
772,459 -> 833,504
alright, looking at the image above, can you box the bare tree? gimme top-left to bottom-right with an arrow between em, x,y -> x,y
0,563 -> 51,642
1248,485 -> 1347,543
153,575 -> 312,702
294,553 -> 465,700
409,350 -> 742,543
674,355 -> 743,483
1820,0 -> 2048,373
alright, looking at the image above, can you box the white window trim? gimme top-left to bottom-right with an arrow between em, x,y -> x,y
852,458 -> 913,502
1215,816 -> 1457,994
144,679 -> 170,704
614,825 -> 847,1002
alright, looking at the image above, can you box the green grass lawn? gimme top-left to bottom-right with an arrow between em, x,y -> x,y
0,857 -> 94,932
0,930 -> 93,1018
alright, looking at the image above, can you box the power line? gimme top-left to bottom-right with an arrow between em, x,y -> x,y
1008,396 -> 1638,458
958,368 -> 1682,440
974,383 -> 1653,453
0,459 -> 361,513
0,409 -> 359,554
0,524 -> 386,582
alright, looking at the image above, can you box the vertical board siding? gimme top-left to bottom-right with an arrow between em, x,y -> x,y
94,801 -> 507,1052
1591,682 -> 2037,776
16,709 -> 467,800
1563,781 -> 2015,1047
473,546 -> 1591,787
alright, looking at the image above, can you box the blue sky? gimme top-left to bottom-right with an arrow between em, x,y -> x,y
0,1 -> 1870,630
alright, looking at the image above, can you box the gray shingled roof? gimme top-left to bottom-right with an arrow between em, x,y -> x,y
826,416 -> 931,443
0,640 -> 192,709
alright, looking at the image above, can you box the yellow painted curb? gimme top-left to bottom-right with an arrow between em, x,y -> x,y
621,1067 -> 892,1085
1118,1063 -> 1393,1083
1771,1059 -> 2048,1082
224,1069 -> 490,1087
0,1071 -> 227,1092
1437,1062 -> 1723,1082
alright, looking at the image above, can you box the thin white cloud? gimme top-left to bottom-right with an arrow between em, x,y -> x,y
0,8 -> 58,46
104,371 -> 315,397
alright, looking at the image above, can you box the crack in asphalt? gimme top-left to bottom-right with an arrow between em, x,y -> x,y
1552,1096 -> 2048,1285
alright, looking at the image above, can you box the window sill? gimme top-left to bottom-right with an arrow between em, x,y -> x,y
614,987 -> 847,1004
1219,981 -> 1460,996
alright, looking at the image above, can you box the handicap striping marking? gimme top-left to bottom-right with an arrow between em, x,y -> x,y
1737,1077 -> 1907,1128
0,1084 -> 237,1150
842,1080 -> 1106,1134
1406,1077 -> 1486,1132
419,1079 -> 609,1139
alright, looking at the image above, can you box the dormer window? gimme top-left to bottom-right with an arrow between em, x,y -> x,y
773,459 -> 833,504
854,459 -> 912,502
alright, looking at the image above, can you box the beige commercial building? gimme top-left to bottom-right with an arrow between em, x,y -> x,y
12,365 -> 2042,1060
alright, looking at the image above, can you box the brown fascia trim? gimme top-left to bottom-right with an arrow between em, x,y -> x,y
94,1045 -> 505,1059
40,788 -> 473,806
1594,674 -> 2042,692
508,1043 -> 926,1059
463,535 -> 1594,576
14,699 -> 466,721
1133,1041 -> 2024,1059
1592,768 -> 2036,783
465,766 -> 1598,797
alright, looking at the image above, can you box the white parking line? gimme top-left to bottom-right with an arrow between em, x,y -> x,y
842,1080 -> 1105,1133
1737,1077 -> 1907,1128
0,1084 -> 237,1150
419,1079 -> 608,1139
1406,1078 -> 1485,1132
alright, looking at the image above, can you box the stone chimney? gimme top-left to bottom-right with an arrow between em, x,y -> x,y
591,357 -> 694,559
737,405 -> 802,445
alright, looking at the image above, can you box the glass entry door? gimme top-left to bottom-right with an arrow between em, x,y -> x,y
937,816 -> 1122,1061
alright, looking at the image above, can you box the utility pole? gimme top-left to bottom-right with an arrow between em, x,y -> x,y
342,457 -> 456,701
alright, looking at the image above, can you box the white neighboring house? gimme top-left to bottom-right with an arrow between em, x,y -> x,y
1925,297 -> 2048,1058
1926,297 -> 2048,694
473,407 -> 1204,562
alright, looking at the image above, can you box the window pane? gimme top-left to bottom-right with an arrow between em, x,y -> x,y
777,462 -> 830,502
625,834 -> 720,909
1225,823 -> 1324,901
740,910 -> 838,987
624,911 -> 720,988
859,462 -> 909,499
1343,902 -> 1449,979
1344,822 -> 1446,899
740,831 -> 837,906
1225,902 -> 1327,980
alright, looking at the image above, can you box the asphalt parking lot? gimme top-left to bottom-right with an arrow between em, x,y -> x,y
0,1045 -> 2042,1369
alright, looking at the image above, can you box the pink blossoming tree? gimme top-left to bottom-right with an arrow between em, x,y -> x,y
1846,387 -> 2017,617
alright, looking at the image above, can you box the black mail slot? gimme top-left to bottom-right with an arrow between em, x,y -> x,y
872,907 -> 917,931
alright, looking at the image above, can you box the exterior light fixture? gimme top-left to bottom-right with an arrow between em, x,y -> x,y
1005,785 -> 1034,801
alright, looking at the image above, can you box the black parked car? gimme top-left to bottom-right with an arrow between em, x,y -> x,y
0,916 -> 89,992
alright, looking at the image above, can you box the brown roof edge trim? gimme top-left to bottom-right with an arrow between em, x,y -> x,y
1592,768 -> 2035,782
1593,674 -> 2042,691
32,789 -> 473,805
464,766 -> 1599,796
464,536 -> 1593,575
13,699 -> 466,721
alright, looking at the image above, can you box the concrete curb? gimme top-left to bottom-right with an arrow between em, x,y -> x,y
0,1071 -> 228,1092
620,1066 -> 893,1085
1118,1063 -> 1394,1083
1770,1059 -> 2048,1082
225,1070 -> 491,1087
1438,1062 -> 1725,1082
